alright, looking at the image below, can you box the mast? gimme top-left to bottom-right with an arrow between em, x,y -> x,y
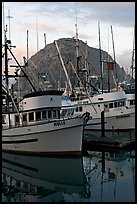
107,28 -> 110,92
111,25 -> 118,88
130,26 -> 135,83
27,30 -> 29,62
54,40 -> 73,94
4,25 -> 11,127
75,8 -> 80,87
84,40 -> 89,91
6,9 -> 13,40
44,33 -> 46,47
98,22 -> 103,93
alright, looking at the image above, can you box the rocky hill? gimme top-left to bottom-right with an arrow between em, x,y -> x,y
13,37 -> 128,96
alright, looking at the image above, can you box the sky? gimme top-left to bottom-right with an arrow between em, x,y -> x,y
2,2 -> 135,79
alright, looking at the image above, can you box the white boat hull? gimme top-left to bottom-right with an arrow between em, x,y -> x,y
85,108 -> 135,131
2,117 -> 84,156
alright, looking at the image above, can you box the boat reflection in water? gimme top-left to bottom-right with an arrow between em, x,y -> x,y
2,150 -> 135,202
2,153 -> 89,202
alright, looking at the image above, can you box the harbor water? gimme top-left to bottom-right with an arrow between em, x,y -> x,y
2,149 -> 135,202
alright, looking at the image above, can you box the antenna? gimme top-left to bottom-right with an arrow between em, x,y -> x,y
27,30 -> 29,62
2,2 -> 5,36
6,9 -> 13,40
44,33 -> 46,47
98,22 -> 103,93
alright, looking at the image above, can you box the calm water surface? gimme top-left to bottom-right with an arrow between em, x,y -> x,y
2,149 -> 135,202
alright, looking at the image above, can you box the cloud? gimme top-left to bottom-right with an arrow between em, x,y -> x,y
2,2 -> 134,76
12,2 -> 134,28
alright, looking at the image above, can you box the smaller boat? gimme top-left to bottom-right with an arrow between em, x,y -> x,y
72,90 -> 135,133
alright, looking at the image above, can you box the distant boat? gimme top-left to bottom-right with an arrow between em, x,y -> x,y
2,153 -> 88,202
54,27 -> 135,133
72,90 -> 135,132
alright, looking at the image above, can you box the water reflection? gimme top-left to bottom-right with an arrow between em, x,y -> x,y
2,153 -> 89,202
85,150 -> 135,202
2,150 -> 135,202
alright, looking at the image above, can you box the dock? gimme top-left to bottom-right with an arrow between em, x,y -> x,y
83,130 -> 135,152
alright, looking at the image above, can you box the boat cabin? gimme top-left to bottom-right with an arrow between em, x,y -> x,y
2,90 -> 64,129
73,91 -> 127,114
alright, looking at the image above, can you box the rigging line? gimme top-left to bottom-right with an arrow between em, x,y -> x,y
69,60 -> 97,113
28,58 -> 59,89
2,84 -> 23,122
111,25 -> 118,87
54,40 -> 73,92
7,47 -> 36,92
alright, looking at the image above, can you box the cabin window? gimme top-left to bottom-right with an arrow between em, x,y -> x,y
67,109 -> 74,116
48,110 -> 52,119
2,115 -> 6,124
15,115 -> 20,126
98,104 -> 100,107
98,97 -> 103,100
53,110 -> 57,118
75,107 -> 78,112
61,110 -> 67,117
36,111 -> 41,121
79,106 -> 83,112
122,101 -> 125,106
57,110 -> 60,119
83,101 -> 88,104
29,112 -> 34,122
117,101 -> 120,107
42,110 -> 47,119
109,103 -> 113,108
22,114 -> 27,122
119,101 -> 123,107
130,100 -> 134,105
15,115 -> 20,123
114,102 -> 117,108
22,114 -> 27,126
71,109 -> 74,115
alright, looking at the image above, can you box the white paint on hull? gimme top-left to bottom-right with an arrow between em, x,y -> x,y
85,109 -> 135,130
2,117 -> 84,155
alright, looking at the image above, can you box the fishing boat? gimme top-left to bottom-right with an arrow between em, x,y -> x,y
2,153 -> 88,202
72,24 -> 135,133
54,25 -> 135,134
2,28 -> 89,156
72,90 -> 135,133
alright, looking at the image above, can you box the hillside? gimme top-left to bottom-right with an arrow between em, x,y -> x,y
13,37 -> 128,96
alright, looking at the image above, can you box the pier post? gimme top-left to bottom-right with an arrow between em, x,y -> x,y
101,111 -> 105,137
